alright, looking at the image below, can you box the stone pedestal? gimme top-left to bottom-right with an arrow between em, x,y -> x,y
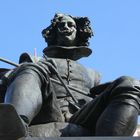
19,137 -> 140,140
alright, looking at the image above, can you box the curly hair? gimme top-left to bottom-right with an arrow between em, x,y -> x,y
42,13 -> 93,46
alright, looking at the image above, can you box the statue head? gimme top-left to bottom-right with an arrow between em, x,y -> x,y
42,13 -> 93,60
42,13 -> 93,46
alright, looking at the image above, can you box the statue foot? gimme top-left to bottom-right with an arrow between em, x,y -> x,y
0,103 -> 27,140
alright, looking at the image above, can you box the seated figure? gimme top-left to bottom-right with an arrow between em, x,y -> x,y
0,13 -> 140,139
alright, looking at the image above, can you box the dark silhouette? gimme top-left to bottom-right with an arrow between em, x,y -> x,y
0,13 -> 140,139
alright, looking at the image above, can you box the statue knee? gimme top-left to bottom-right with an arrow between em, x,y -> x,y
109,76 -> 140,110
115,76 -> 140,85
112,75 -> 140,92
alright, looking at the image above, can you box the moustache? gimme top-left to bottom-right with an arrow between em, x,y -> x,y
58,29 -> 74,35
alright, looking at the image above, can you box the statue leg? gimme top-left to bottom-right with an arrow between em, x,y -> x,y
4,67 -> 43,125
95,100 -> 138,136
70,76 -> 140,136
2,64 -> 64,138
95,76 -> 140,136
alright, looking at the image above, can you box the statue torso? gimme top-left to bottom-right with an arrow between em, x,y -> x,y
49,58 -> 100,120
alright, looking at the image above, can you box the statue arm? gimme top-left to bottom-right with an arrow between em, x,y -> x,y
86,68 -> 101,87
86,68 -> 112,98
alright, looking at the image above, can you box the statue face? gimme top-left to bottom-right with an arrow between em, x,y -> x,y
56,15 -> 77,46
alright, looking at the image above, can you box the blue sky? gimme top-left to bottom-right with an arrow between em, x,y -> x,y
0,0 -> 140,123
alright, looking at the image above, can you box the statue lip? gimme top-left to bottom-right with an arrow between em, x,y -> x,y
58,29 -> 73,36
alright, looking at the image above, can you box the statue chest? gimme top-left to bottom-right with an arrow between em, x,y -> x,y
50,58 -> 94,98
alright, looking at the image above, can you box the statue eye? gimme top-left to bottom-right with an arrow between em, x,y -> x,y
68,22 -> 76,28
57,22 -> 76,29
57,22 -> 65,28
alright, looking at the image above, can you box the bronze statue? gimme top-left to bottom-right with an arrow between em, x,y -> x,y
0,13 -> 140,139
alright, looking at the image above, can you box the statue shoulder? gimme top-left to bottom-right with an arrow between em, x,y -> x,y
19,52 -> 42,64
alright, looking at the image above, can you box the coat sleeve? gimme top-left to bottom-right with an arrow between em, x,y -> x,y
86,68 -> 101,87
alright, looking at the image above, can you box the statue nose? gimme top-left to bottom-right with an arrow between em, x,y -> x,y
63,23 -> 69,29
